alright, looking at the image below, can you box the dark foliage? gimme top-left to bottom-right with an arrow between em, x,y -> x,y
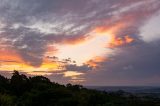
0,70 -> 159,106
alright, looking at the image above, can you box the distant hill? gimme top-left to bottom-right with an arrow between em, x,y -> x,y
86,86 -> 160,93
0,70 -> 160,106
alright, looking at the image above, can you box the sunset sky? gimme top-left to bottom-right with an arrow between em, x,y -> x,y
0,0 -> 160,86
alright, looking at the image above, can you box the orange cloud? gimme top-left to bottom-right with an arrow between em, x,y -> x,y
86,56 -> 106,68
92,19 -> 135,49
125,35 -> 134,43
0,47 -> 60,74
94,21 -> 127,35
0,49 -> 23,63
0,48 -> 25,71
108,35 -> 134,48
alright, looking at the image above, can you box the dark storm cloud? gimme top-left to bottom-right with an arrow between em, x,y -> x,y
84,39 -> 160,86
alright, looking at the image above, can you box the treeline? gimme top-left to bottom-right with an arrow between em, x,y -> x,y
0,71 -> 159,106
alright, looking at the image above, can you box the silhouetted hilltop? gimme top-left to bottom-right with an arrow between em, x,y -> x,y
0,70 -> 159,106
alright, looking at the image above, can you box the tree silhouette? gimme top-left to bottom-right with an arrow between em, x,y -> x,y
10,71 -> 30,96
0,70 -> 159,106
0,75 -> 9,92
